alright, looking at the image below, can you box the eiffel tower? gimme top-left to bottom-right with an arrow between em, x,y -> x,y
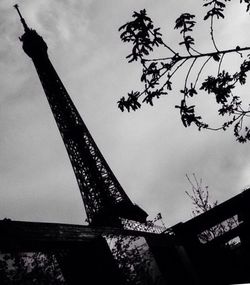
14,4 -> 147,227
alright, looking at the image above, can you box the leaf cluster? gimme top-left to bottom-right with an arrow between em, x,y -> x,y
201,71 -> 234,104
119,9 -> 163,62
118,3 -> 250,143
118,91 -> 141,112
203,0 -> 228,20
175,98 -> 207,129
175,13 -> 196,52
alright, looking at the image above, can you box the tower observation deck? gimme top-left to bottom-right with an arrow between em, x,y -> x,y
14,5 -> 147,227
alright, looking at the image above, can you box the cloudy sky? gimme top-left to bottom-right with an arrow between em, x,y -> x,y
0,0 -> 250,228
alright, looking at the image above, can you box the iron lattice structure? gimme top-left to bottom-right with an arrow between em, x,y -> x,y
15,5 -> 147,226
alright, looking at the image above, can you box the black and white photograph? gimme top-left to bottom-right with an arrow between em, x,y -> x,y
1,1 -> 250,284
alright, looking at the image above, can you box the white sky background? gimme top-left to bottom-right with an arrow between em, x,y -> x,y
0,0 -> 250,227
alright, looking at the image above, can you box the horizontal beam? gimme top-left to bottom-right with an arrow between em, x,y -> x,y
0,219 -> 165,251
172,188 -> 250,237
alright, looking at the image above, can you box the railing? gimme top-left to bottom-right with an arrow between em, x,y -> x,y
120,218 -> 167,234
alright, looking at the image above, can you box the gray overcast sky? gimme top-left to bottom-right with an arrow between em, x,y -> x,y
0,0 -> 250,227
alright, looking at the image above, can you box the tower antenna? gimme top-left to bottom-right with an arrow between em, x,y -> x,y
14,4 -> 29,32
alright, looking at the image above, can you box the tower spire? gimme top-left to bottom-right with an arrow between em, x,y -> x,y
14,4 -> 29,32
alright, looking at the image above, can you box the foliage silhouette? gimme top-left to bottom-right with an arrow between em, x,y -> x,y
107,234 -> 164,285
0,252 -> 65,284
185,174 -> 239,243
118,2 -> 250,143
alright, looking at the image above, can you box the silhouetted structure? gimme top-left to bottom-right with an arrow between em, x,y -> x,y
1,188 -> 250,284
14,4 -> 147,227
4,5 -> 250,285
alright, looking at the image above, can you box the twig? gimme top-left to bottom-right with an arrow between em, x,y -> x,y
144,46 -> 250,62
194,56 -> 212,88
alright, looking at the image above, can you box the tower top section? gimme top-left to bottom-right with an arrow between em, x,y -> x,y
14,4 -> 48,60
14,4 -> 30,32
